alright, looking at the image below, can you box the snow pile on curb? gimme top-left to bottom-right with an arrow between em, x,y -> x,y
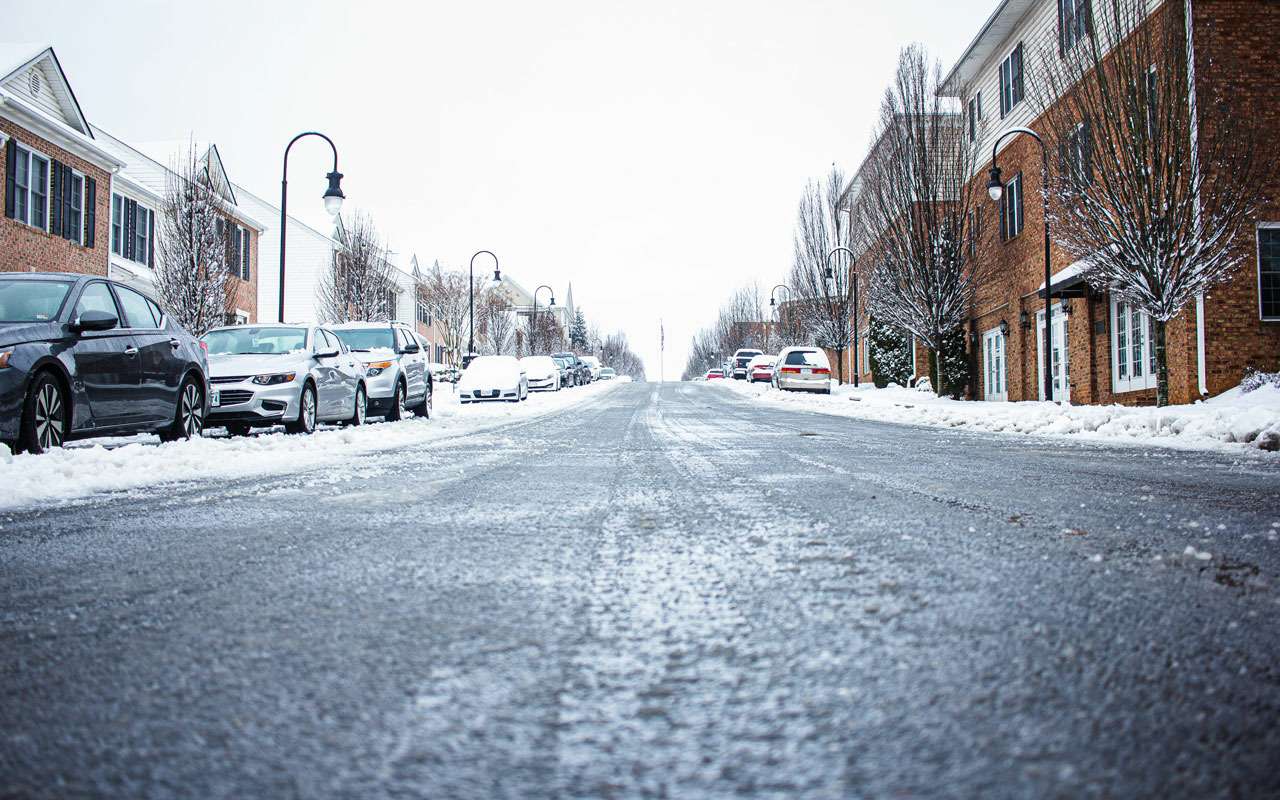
717,379 -> 1280,453
0,380 -> 625,513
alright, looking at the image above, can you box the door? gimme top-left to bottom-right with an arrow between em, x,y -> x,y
112,284 -> 175,423
398,327 -> 426,402
982,328 -> 1007,401
312,329 -> 343,420
1036,311 -> 1070,403
68,281 -> 141,426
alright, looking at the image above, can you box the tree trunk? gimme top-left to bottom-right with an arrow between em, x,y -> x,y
1154,317 -> 1169,407
835,348 -> 845,384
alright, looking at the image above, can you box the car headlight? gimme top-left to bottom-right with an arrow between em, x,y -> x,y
364,360 -> 393,377
251,372 -> 297,386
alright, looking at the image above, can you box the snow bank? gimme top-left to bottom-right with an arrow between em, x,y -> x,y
0,380 -> 625,512
715,379 -> 1280,454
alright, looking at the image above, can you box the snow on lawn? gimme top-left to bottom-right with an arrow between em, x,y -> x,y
717,378 -> 1280,454
0,379 -> 626,513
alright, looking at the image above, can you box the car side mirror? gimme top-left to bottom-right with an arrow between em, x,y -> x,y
401,342 -> 420,354
71,310 -> 118,332
314,348 -> 340,359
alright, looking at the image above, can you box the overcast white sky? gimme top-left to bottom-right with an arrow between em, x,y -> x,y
9,0 -> 991,379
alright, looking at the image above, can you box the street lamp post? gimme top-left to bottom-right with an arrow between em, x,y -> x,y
824,247 -> 859,387
769,283 -> 792,353
468,250 -> 502,366
530,284 -> 555,355
279,132 -> 344,323
987,127 -> 1053,402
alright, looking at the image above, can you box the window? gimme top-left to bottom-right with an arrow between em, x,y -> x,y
110,194 -> 153,265
1259,226 -> 1280,321
417,300 -> 432,326
115,285 -> 161,328
966,210 -> 977,257
240,228 -> 251,281
967,93 -> 982,142
73,282 -> 121,327
0,278 -> 74,322
111,195 -> 124,255
982,328 -> 1007,401
1000,173 -> 1024,241
1059,0 -> 1092,54
10,144 -> 49,229
66,171 -> 83,243
134,206 -> 150,265
999,43 -> 1025,117
1064,121 -> 1093,185
1111,297 -> 1157,392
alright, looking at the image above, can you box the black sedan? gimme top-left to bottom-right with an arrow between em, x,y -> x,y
0,273 -> 210,453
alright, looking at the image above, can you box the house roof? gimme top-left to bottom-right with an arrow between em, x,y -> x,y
939,0 -> 1037,95
0,44 -> 92,137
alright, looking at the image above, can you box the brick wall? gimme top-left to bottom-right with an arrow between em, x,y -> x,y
1,117 -> 110,276
228,224 -> 259,322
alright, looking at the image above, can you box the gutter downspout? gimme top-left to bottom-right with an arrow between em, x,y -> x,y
1186,0 -> 1208,398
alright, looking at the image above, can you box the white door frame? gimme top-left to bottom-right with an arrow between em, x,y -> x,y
981,327 -> 1007,401
1036,310 -> 1070,403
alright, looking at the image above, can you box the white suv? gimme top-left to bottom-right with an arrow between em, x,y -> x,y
330,321 -> 433,420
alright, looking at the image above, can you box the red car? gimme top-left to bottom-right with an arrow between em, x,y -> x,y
747,355 -> 776,383
705,368 -> 725,380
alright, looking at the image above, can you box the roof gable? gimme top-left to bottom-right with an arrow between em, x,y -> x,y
0,46 -> 92,136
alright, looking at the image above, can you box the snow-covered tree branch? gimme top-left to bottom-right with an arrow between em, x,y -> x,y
317,212 -> 396,324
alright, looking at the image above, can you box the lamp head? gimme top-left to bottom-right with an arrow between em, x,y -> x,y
986,165 -> 1003,202
323,171 -> 345,217
550,297 -> 556,307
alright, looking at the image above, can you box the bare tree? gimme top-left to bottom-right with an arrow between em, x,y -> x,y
153,145 -> 236,336
788,165 -> 854,382
600,330 -> 646,380
851,44 -> 985,395
317,212 -> 397,324
1031,0 -> 1269,405
478,292 -> 515,355
418,260 -> 472,365
524,309 -> 565,355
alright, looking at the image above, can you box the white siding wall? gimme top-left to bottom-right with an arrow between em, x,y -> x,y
3,63 -> 72,128
236,185 -> 337,324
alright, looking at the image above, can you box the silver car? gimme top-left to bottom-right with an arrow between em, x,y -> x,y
202,324 -> 368,435
330,321 -> 432,421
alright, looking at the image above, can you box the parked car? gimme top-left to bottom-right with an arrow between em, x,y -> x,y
731,349 -> 764,380
552,351 -> 590,386
0,273 -> 209,454
551,356 -> 576,387
330,321 -> 432,421
580,355 -> 603,382
520,355 -> 563,391
429,362 -> 460,384
458,355 -> 528,403
746,355 -> 776,383
772,347 -> 833,394
705,368 -> 725,380
202,324 -> 367,435
598,367 -> 616,380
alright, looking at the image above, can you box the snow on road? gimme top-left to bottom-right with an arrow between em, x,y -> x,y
715,378 -> 1280,454
0,379 -> 627,513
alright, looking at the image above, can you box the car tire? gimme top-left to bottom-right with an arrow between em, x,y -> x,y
19,371 -> 67,454
158,375 -> 205,443
348,384 -> 368,426
412,383 -> 432,418
285,383 -> 318,435
387,380 -> 407,422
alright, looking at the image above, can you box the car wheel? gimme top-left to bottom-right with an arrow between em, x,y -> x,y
412,383 -> 432,418
19,372 -> 67,454
348,384 -> 368,426
387,381 -> 407,422
159,375 -> 205,443
285,383 -> 318,434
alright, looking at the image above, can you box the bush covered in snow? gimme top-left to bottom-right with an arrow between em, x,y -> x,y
868,317 -> 913,389
1242,370 -> 1280,394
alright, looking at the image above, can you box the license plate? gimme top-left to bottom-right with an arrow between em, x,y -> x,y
801,368 -> 811,375
211,389 -> 221,407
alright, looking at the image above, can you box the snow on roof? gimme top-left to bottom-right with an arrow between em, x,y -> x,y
1037,258 -> 1089,292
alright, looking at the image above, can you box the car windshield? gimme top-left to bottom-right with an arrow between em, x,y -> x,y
0,279 -> 74,323
203,327 -> 308,355
784,350 -> 826,367
332,327 -> 394,351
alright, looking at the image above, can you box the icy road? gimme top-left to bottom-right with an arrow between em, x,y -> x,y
3,382 -> 1280,798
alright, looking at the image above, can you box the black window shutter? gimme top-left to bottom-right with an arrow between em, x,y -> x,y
125,199 -> 137,261
148,211 -> 155,268
1083,121 -> 1094,183
1081,0 -> 1093,36
50,162 -> 64,235
999,193 -> 1007,241
85,177 -> 96,248
3,138 -> 15,219
242,229 -> 251,280
1057,0 -> 1066,55
1014,44 -> 1025,102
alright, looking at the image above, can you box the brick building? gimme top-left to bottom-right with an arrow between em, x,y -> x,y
2,46 -> 120,277
938,0 -> 1279,405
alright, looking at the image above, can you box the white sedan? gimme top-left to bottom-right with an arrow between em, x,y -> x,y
520,355 -> 562,391
458,355 -> 529,403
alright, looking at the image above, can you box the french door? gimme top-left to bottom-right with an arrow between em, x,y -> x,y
982,328 -> 1007,401
1036,311 -> 1070,403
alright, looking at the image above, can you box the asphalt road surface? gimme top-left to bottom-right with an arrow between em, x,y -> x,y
3,382 -> 1280,799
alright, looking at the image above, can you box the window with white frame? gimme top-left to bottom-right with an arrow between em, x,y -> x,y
1059,0 -> 1092,54
999,43 -> 1025,117
999,172 -> 1024,241
1111,296 -> 1157,392
1063,121 -> 1093,185
982,327 -> 1007,401
110,193 -> 153,266
1259,225 -> 1280,321
11,144 -> 50,229
967,92 -> 982,142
